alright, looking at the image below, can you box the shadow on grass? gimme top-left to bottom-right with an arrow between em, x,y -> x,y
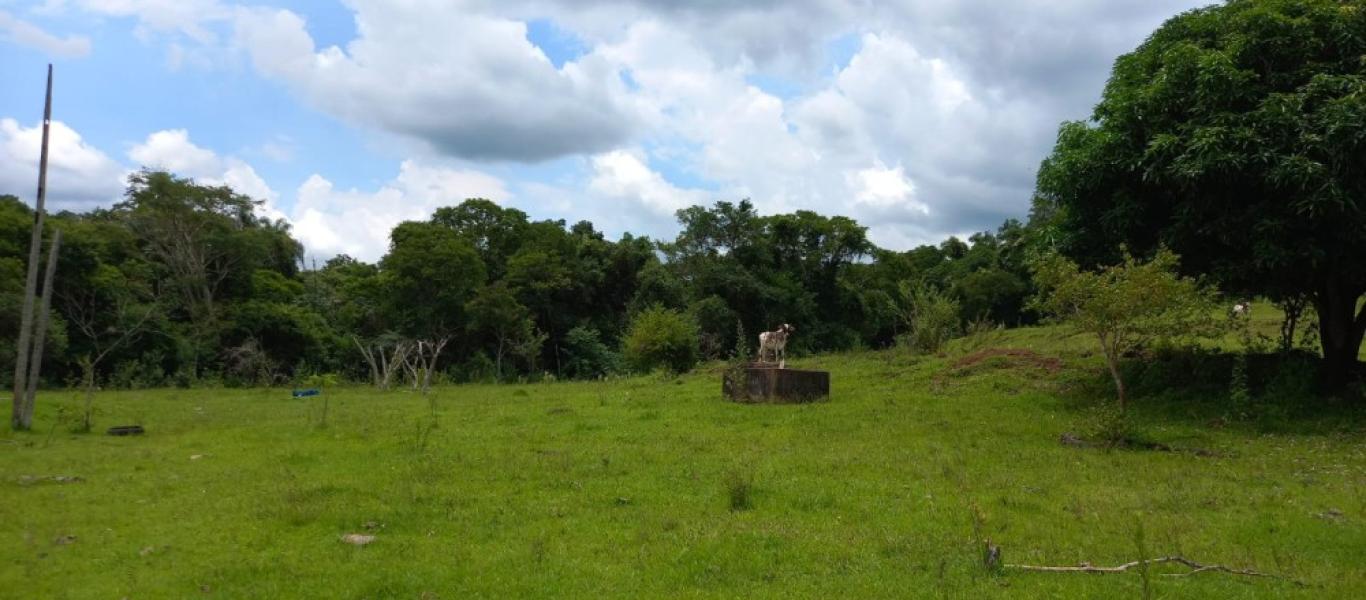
1057,347 -> 1366,437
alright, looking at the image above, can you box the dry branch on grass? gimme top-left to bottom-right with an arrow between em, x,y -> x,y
1003,555 -> 1304,586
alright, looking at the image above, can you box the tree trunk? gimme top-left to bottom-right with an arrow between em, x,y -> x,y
1100,333 -> 1126,412
80,358 -> 96,434
1315,281 -> 1366,394
353,336 -> 380,387
494,335 -> 505,382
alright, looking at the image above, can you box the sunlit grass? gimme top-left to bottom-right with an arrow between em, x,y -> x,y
1,323 -> 1362,598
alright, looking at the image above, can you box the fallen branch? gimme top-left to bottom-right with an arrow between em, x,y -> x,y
1005,556 -> 1303,586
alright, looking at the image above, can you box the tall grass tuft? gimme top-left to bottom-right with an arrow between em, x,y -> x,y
725,469 -> 753,511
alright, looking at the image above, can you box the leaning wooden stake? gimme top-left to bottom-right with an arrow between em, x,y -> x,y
20,230 -> 62,429
11,64 -> 54,431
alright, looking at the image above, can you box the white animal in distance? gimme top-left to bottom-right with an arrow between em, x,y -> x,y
758,324 -> 796,367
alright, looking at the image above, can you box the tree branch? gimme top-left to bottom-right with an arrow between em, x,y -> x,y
1005,556 -> 1303,586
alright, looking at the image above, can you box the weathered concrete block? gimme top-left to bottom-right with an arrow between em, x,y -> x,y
723,365 -> 830,403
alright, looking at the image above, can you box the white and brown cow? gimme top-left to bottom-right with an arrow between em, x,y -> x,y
758,324 -> 796,367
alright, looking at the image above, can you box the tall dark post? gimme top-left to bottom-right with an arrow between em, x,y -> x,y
21,230 -> 62,428
11,65 -> 53,431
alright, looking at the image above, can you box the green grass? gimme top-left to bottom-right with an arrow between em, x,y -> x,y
2,323 -> 1364,598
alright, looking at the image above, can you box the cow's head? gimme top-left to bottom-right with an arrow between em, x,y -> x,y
782,323 -> 796,333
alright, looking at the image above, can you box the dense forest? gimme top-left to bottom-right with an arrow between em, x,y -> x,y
1,170 -> 1038,388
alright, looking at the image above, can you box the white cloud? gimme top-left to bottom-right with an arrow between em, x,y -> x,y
129,129 -> 219,175
48,0 -> 1214,249
231,2 -> 636,161
848,162 -> 924,212
52,0 -> 228,42
587,150 -> 707,216
0,9 -> 91,57
0,117 -> 124,210
290,160 -> 510,262
128,129 -> 285,220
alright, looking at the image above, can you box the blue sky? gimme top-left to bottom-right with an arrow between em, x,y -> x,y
0,0 -> 1209,262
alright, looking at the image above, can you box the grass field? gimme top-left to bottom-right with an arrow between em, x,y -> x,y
2,319 -> 1364,598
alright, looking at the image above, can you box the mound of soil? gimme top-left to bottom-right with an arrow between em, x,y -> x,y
948,348 -> 1062,374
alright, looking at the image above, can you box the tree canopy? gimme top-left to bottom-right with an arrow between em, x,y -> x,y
2,175 -> 1040,389
1034,0 -> 1366,388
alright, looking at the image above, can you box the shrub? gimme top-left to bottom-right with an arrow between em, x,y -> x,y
454,352 -> 497,384
688,296 -> 737,360
897,281 -> 960,353
1031,248 -> 1222,411
623,306 -> 699,374
562,326 -> 621,379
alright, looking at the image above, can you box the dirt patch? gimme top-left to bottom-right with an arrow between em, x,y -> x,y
947,348 -> 1063,375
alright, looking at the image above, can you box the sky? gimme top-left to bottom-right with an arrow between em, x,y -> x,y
0,0 -> 1212,262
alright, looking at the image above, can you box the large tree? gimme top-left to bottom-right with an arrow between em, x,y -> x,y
1034,0 -> 1366,389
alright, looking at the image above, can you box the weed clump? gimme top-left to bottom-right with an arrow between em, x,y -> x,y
725,469 -> 753,512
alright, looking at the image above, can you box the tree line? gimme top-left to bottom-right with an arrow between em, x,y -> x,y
0,170 -> 1039,389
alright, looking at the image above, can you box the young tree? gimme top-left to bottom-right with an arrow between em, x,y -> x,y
1034,0 -> 1366,390
60,263 -> 158,432
1031,249 -> 1221,411
466,282 -> 535,381
623,306 -> 699,374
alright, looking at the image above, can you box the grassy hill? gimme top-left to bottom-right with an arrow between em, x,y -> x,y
2,319 -> 1363,598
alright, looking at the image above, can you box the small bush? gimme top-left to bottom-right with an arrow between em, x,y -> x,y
1082,403 -> 1139,448
454,352 -> 497,384
562,326 -> 621,379
898,281 -> 960,354
623,306 -> 699,374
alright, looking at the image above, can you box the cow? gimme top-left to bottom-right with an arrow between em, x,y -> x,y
1233,301 -> 1251,317
758,324 -> 796,367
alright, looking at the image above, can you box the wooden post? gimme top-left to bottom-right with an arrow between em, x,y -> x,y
11,64 -> 53,431
20,230 -> 62,429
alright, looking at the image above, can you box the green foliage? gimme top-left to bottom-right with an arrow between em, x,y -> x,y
897,281 -> 960,354
1031,248 -> 1222,409
1034,0 -> 1366,388
561,326 -> 620,380
623,306 -> 699,374
381,221 -> 486,337
689,295 -> 738,360
301,372 -> 340,388
5,172 -> 1061,388
1080,402 -> 1140,448
465,282 -> 536,380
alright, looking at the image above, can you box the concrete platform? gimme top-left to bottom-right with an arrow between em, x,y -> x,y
723,365 -> 830,403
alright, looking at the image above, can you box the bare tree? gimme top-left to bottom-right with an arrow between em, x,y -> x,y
61,276 -> 158,433
401,338 -> 449,394
352,335 -> 412,390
